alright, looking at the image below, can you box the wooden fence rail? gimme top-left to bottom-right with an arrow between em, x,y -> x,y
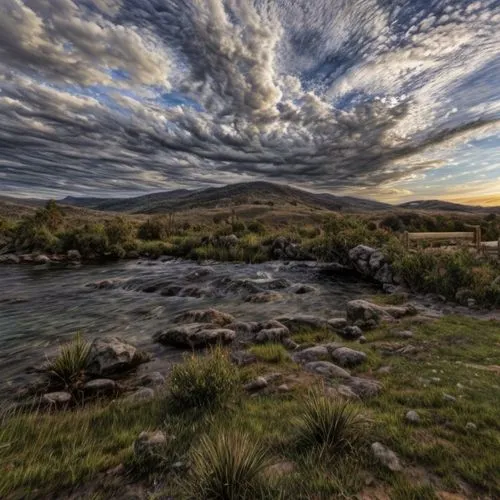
403,226 -> 481,250
403,227 -> 499,260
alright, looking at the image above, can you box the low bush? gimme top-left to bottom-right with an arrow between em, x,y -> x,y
104,216 -> 136,246
296,389 -> 365,457
45,333 -> 91,387
188,431 -> 271,499
169,347 -> 239,410
138,216 -> 174,241
59,224 -> 109,258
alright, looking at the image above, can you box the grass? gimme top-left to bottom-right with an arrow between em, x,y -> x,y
0,316 -> 499,498
296,388 -> 366,457
248,343 -> 290,364
169,347 -> 240,411
45,332 -> 91,387
188,431 -> 271,499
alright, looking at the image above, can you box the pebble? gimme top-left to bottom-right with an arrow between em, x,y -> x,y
443,393 -> 457,402
244,377 -> 268,392
465,422 -> 477,431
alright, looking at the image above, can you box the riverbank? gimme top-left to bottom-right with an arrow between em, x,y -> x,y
1,313 -> 499,499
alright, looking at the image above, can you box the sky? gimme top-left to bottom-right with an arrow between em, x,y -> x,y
0,0 -> 499,205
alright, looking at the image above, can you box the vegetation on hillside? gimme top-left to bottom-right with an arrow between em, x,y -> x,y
1,201 -> 499,307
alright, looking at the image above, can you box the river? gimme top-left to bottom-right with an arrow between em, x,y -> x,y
0,259 -> 378,399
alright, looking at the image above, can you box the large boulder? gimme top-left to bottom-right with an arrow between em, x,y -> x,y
348,245 -> 395,285
292,346 -> 329,364
155,323 -> 235,348
173,308 -> 234,326
346,300 -> 416,329
87,337 -> 149,376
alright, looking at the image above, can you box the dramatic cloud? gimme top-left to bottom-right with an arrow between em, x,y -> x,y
0,0 -> 499,198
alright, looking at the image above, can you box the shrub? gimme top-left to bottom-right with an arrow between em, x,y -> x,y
247,220 -> 266,234
169,347 -> 239,410
138,216 -> 173,241
189,431 -> 271,499
296,389 -> 365,456
105,216 -> 135,246
59,224 -> 109,258
45,333 -> 91,387
249,343 -> 289,364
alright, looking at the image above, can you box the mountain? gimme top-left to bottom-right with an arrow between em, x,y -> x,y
61,182 -> 393,213
398,200 -> 500,214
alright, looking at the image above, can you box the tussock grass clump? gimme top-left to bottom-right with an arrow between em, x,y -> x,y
249,343 -> 289,364
169,347 -> 239,410
188,431 -> 271,499
297,389 -> 365,456
45,333 -> 91,386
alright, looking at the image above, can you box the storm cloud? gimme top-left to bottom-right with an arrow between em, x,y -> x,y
0,0 -> 499,197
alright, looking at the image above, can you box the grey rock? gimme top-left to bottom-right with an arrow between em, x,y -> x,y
155,324 -> 235,348
465,422 -> 477,431
244,377 -> 268,392
87,337 -> 149,376
253,326 -> 289,344
226,321 -> 260,334
277,384 -> 291,392
275,315 -> 328,333
230,350 -> 258,366
359,336 -> 368,344
346,300 -> 416,329
42,391 -> 72,405
138,372 -> 165,387
443,393 -> 457,403
262,278 -> 292,290
339,325 -> 363,340
84,378 -> 116,394
371,442 -> 402,472
345,377 -> 382,398
125,388 -> 155,403
304,361 -> 351,379
33,254 -> 51,264
0,254 -> 20,264
289,284 -> 316,294
330,347 -> 367,367
282,338 -> 299,350
67,249 -> 82,261
327,318 -> 348,331
173,308 -> 234,326
245,291 -> 283,303
397,330 -> 414,339
292,346 -> 329,364
133,431 -> 166,458
405,410 -> 420,424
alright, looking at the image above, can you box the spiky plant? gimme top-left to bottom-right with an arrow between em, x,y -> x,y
46,332 -> 91,387
189,431 -> 271,499
297,388 -> 365,456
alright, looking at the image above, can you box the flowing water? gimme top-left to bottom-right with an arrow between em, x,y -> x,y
0,259 -> 377,399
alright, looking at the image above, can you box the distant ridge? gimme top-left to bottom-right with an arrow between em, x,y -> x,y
398,199 -> 500,214
61,181 -> 393,213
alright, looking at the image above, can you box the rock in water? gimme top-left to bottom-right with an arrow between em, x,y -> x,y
371,442 -> 402,471
87,337 -> 149,376
173,308 -> 235,326
155,323 -> 235,348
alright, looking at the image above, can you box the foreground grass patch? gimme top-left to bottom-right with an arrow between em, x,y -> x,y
1,316 -> 499,498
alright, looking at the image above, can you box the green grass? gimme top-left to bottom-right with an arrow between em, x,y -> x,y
45,332 -> 91,388
248,344 -> 290,364
296,389 -> 366,457
169,347 -> 240,411
0,316 -> 499,498
188,431 -> 271,499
